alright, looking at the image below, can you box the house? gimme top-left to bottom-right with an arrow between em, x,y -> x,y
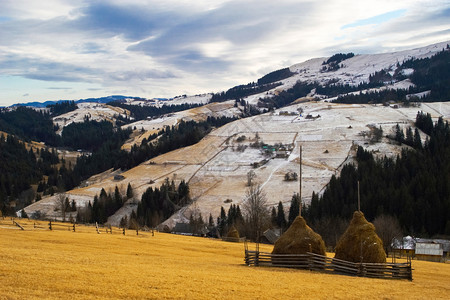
415,242 -> 443,262
392,235 -> 415,257
261,228 -> 282,244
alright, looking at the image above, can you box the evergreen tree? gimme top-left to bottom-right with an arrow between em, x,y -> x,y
218,206 -> 227,235
208,213 -> 214,227
405,127 -> 414,146
276,201 -> 287,230
271,207 -> 277,227
288,193 -> 300,226
394,123 -> 405,145
126,183 -> 133,199
414,128 -> 423,149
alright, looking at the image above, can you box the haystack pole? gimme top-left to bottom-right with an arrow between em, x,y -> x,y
357,180 -> 361,212
299,144 -> 302,216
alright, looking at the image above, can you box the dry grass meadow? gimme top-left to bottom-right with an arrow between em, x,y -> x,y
1,219 -> 450,299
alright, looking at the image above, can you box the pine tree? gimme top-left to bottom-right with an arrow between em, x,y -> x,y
71,199 -> 77,212
218,206 -> 227,235
394,123 -> 405,145
276,201 -> 287,230
208,213 -> 214,227
288,193 -> 300,226
271,207 -> 277,227
126,183 -> 133,199
413,128 -> 422,149
405,127 -> 414,146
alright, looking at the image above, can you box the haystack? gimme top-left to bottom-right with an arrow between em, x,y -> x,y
334,211 -> 386,263
226,225 -> 240,239
272,216 -> 326,255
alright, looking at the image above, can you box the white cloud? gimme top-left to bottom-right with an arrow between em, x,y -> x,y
0,0 -> 449,105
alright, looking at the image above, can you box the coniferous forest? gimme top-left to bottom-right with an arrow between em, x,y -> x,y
304,112 -> 450,237
0,104 -> 236,216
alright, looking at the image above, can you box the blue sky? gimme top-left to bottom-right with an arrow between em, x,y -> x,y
0,0 -> 449,106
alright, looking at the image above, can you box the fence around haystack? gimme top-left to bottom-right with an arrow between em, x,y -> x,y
244,249 -> 412,281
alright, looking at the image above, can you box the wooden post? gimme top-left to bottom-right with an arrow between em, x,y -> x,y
357,180 -> 361,212
14,221 -> 24,230
49,221 -> 52,230
123,228 -> 126,235
96,222 -> 99,234
299,144 -> 302,216
73,224 -> 76,232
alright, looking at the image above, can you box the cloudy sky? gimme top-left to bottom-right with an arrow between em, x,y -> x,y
0,0 -> 449,106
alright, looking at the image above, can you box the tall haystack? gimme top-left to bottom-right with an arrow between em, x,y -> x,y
334,211 -> 386,263
226,225 -> 240,239
272,216 -> 326,255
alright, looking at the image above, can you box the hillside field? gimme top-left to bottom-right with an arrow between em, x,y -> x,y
1,220 -> 449,299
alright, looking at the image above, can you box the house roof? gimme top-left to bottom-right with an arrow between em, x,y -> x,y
263,228 -> 281,244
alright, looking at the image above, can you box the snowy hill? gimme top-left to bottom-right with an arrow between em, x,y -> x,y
243,40 -> 449,105
21,40 -> 450,227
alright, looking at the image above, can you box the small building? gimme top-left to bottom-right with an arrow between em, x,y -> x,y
392,235 -> 416,257
261,228 -> 282,244
114,174 -> 125,181
415,242 -> 443,262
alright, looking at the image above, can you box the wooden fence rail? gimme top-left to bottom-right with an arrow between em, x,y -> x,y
244,250 -> 412,281
0,218 -> 156,237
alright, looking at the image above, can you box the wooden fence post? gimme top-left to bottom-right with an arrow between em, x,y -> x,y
73,224 -> 76,232
49,221 -> 52,230
123,228 -> 126,235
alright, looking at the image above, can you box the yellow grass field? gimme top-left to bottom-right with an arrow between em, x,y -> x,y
1,219 -> 449,299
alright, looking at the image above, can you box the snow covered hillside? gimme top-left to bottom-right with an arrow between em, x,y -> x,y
244,41 -> 449,105
24,101 -> 450,227
22,40 -> 450,228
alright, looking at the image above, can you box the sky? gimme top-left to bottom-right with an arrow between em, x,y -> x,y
0,0 -> 449,106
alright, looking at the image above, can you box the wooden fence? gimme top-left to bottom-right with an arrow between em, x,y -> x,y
221,236 -> 246,243
0,218 -> 154,237
244,249 -> 412,281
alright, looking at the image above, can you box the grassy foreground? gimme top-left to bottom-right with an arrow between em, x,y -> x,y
1,220 -> 450,299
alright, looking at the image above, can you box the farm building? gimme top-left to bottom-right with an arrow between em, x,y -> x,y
392,237 -> 450,262
392,236 -> 416,257
415,242 -> 443,262
262,228 -> 282,244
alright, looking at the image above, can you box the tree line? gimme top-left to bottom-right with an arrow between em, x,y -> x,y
0,134 -> 60,215
211,82 -> 282,103
335,48 -> 450,104
108,101 -> 202,122
76,184 -> 134,224
303,111 -> 450,237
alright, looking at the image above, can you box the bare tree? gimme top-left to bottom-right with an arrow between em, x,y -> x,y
242,184 -> 269,241
373,214 -> 403,255
247,170 -> 256,187
56,193 -> 69,222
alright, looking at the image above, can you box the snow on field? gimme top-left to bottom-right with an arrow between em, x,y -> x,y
24,101 -> 450,227
166,94 -> 212,105
121,101 -> 241,150
53,102 -> 129,134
